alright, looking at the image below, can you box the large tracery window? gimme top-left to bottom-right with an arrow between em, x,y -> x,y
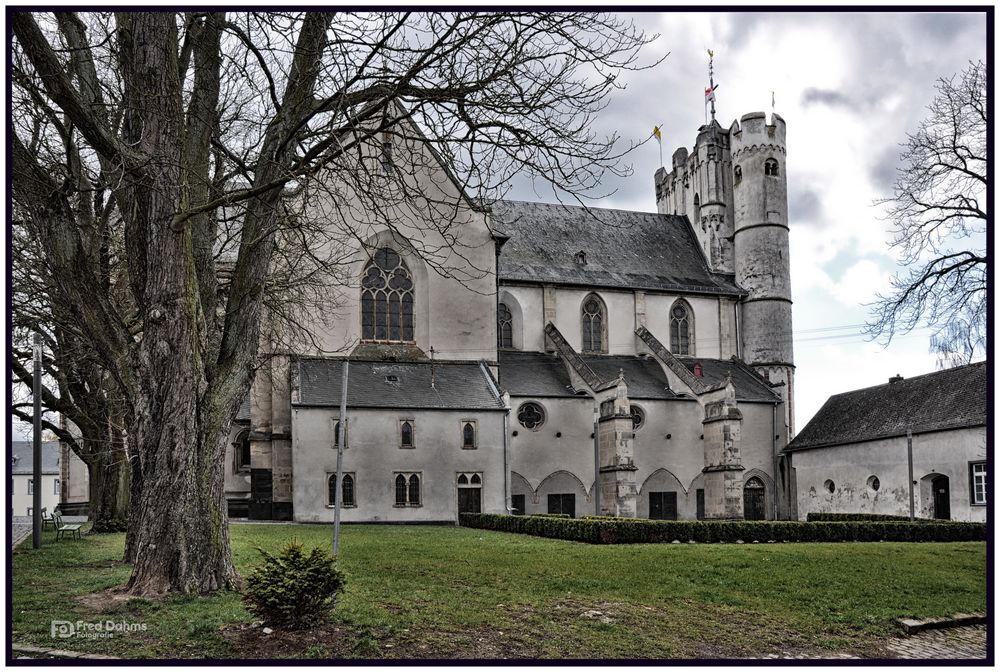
670,300 -> 693,355
361,248 -> 414,342
581,294 -> 606,353
498,302 -> 513,349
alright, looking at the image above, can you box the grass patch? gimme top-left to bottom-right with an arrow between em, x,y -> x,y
11,523 -> 986,660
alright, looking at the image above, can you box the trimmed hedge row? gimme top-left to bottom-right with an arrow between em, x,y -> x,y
807,512 -> 929,522
526,513 -> 571,519
459,513 -> 986,544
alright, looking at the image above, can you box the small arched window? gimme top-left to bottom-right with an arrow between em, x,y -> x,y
458,474 -> 469,485
694,193 -> 701,209
400,421 -> 414,448
581,294 -> 606,353
498,303 -> 513,349
462,422 -> 476,449
733,165 -> 742,185
669,300 -> 694,355
408,474 -> 421,506
235,430 -> 251,471
764,159 -> 779,177
361,248 -> 414,342
395,474 -> 407,505
471,474 -> 481,485
329,474 -> 338,506
342,474 -> 355,506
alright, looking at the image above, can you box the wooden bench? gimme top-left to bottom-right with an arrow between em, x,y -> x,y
52,512 -> 82,541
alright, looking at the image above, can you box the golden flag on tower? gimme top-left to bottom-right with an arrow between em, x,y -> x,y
652,125 -> 662,142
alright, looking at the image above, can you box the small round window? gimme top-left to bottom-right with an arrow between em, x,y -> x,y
630,405 -> 645,430
824,479 -> 835,494
517,402 -> 545,430
867,475 -> 880,492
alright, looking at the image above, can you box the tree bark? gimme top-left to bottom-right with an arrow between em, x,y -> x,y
86,433 -> 130,533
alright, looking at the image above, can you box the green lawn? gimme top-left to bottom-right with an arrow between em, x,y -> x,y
11,523 -> 986,659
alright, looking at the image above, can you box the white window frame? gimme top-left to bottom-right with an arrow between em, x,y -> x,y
970,461 -> 986,506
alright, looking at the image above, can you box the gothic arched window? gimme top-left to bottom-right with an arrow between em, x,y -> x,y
764,159 -> 779,177
733,165 -> 742,185
342,474 -> 355,506
498,302 -> 513,349
361,248 -> 414,342
395,474 -> 407,505
329,474 -> 337,506
462,422 -> 476,449
581,294 -> 606,353
669,300 -> 694,355
408,474 -> 421,506
235,430 -> 251,472
400,421 -> 414,449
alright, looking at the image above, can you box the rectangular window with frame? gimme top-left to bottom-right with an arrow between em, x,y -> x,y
394,471 -> 421,507
27,479 -> 33,495
54,478 -> 60,495
970,461 -> 986,505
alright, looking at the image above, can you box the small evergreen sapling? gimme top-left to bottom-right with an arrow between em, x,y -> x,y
243,540 -> 345,629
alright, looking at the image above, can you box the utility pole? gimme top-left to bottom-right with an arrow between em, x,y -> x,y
32,333 -> 42,549
332,361 -> 349,556
593,406 -> 601,516
906,429 -> 915,520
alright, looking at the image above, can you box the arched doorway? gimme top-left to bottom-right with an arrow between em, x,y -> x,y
743,477 -> 766,520
931,475 -> 950,520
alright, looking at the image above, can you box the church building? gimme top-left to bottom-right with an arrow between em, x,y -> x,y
223,107 -> 797,523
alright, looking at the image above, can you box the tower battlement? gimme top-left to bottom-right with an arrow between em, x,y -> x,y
730,112 -> 786,157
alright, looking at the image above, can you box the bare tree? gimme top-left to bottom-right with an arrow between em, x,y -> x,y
11,222 -> 133,534
11,11 -> 658,595
868,60 -> 987,362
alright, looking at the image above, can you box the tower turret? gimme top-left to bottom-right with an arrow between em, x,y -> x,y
654,124 -> 735,273
730,111 -> 795,434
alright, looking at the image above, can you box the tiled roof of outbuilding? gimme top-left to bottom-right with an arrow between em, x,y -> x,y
11,441 -> 61,475
492,200 -> 742,295
785,361 -> 987,451
294,359 -> 505,411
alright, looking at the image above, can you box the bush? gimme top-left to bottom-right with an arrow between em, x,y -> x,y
527,513 -> 571,519
807,512 -> 929,522
243,540 -> 345,629
458,513 -> 986,544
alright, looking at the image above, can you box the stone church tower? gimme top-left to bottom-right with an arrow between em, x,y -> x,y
730,112 -> 795,437
654,111 -> 795,438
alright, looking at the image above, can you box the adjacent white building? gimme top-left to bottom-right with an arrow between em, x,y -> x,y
11,441 -> 61,517
783,362 -> 987,522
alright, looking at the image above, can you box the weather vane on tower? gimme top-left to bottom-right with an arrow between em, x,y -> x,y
705,49 -> 719,124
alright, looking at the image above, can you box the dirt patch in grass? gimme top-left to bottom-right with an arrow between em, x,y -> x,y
76,587 -> 135,612
219,622 -> 371,659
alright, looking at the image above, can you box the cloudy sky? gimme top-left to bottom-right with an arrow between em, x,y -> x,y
10,9 -> 987,440
509,9 -> 987,431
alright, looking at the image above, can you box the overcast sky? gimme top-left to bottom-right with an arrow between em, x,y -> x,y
508,9 -> 987,431
10,9 -> 987,441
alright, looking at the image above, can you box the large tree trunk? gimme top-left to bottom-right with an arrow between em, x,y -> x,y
86,436 -> 130,533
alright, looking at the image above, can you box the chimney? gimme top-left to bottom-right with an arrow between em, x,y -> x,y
889,374 -> 904,384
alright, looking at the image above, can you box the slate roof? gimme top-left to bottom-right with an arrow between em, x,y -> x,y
294,359 -> 505,411
11,441 -> 61,475
498,351 -> 777,403
786,361 -> 988,451
675,356 -> 783,403
492,200 -> 742,295
236,396 -> 251,422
